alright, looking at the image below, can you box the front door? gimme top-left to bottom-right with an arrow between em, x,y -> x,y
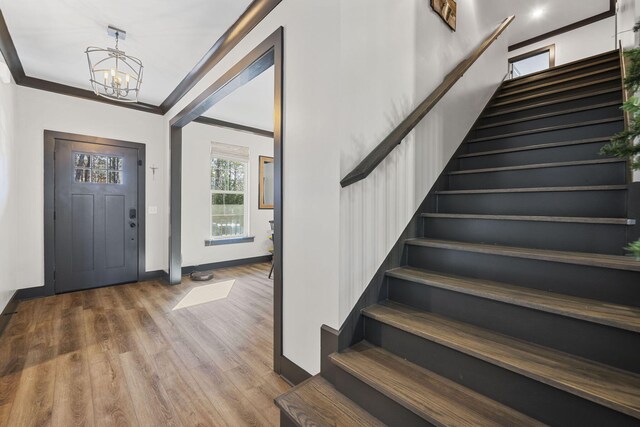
55,138 -> 139,293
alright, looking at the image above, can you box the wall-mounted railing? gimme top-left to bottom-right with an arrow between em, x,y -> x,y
340,16 -> 515,188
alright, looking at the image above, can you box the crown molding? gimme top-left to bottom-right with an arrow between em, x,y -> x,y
0,0 -> 282,116
508,0 -> 616,52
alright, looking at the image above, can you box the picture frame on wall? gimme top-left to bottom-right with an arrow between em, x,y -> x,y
431,0 -> 457,31
259,156 -> 274,209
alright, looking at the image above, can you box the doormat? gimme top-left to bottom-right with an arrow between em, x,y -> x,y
172,280 -> 235,310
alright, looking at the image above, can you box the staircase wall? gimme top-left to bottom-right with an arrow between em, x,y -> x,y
338,4 -> 510,324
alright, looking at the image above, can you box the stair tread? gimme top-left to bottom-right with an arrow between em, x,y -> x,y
459,137 -> 611,158
330,341 -> 544,427
467,117 -> 623,144
386,267 -> 640,332
490,77 -> 621,108
421,213 -> 633,225
475,102 -> 621,131
435,185 -> 628,195
275,375 -> 385,427
362,302 -> 640,419
498,66 -> 621,98
406,238 -> 640,272
449,158 -> 624,175
505,50 -> 619,86
484,88 -> 622,118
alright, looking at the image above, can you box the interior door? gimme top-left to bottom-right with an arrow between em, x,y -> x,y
55,139 -> 139,293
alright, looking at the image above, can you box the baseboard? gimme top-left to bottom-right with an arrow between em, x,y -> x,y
139,270 -> 167,281
280,356 -> 312,386
181,255 -> 273,276
0,291 -> 19,337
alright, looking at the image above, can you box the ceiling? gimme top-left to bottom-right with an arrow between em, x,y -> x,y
0,0 -> 253,105
501,0 -> 611,46
202,66 -> 274,131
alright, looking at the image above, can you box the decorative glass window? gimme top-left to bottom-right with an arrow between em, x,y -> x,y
74,153 -> 123,184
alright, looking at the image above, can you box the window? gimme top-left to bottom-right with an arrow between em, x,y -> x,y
210,143 -> 249,239
509,45 -> 555,79
74,152 -> 123,184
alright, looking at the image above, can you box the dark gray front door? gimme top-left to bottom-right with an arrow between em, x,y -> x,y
55,139 -> 139,293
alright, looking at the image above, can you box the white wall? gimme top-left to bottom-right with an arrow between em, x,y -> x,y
181,122 -> 273,267
165,0 -> 511,374
13,86 -> 167,291
0,62 -> 18,311
509,17 -> 616,66
338,0 -> 509,324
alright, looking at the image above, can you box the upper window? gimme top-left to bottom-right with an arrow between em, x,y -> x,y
210,143 -> 250,239
509,45 -> 555,79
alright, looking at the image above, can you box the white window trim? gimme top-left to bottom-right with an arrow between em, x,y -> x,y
210,150 -> 250,241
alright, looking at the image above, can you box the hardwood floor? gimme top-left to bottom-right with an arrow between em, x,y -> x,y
0,262 -> 289,427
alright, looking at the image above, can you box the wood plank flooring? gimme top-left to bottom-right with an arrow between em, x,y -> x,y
0,262 -> 289,427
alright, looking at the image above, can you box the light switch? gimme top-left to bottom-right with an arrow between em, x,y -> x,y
148,206 -> 158,215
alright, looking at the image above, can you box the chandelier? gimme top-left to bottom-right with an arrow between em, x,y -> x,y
86,26 -> 143,103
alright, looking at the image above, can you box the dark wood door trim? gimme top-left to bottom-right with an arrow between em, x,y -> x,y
169,27 -> 285,374
18,130 -> 147,299
193,116 -> 274,138
508,0 -> 616,52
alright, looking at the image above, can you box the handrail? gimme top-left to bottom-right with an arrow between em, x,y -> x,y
619,40 -> 631,130
340,16 -> 515,188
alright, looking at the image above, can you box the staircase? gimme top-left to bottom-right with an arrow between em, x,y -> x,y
277,50 -> 640,426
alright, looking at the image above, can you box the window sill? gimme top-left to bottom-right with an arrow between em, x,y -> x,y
205,236 -> 255,246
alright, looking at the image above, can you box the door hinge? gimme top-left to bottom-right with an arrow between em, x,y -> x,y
53,211 -> 56,220
138,160 -> 143,166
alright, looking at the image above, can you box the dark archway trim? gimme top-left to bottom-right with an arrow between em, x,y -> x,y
169,27 -> 285,374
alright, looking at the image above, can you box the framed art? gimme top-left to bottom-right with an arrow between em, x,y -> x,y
431,0 -> 457,31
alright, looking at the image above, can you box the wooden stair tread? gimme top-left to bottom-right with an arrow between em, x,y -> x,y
421,213 -> 633,225
475,103 -> 621,130
406,239 -> 640,272
275,375 -> 385,427
498,66 -> 621,98
504,50 -> 619,87
459,137 -> 611,158
435,185 -> 628,195
386,267 -> 640,332
330,342 -> 544,427
484,88 -> 622,118
449,158 -> 624,175
362,303 -> 640,419
467,117 -> 623,144
490,77 -> 621,108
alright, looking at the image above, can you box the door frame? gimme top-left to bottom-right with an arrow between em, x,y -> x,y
169,27 -> 285,373
31,130 -> 147,298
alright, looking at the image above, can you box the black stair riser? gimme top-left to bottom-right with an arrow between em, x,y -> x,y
386,278 -> 640,373
482,91 -> 622,125
489,81 -> 621,112
468,120 -> 623,152
422,217 -> 627,254
449,162 -> 626,190
499,70 -> 621,100
472,105 -> 622,139
459,141 -> 610,169
406,245 -> 640,306
326,364 -> 431,427
436,189 -> 627,217
364,320 -> 638,427
502,57 -> 620,91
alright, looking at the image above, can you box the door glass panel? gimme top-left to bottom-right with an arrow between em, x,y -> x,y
73,152 -> 123,184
